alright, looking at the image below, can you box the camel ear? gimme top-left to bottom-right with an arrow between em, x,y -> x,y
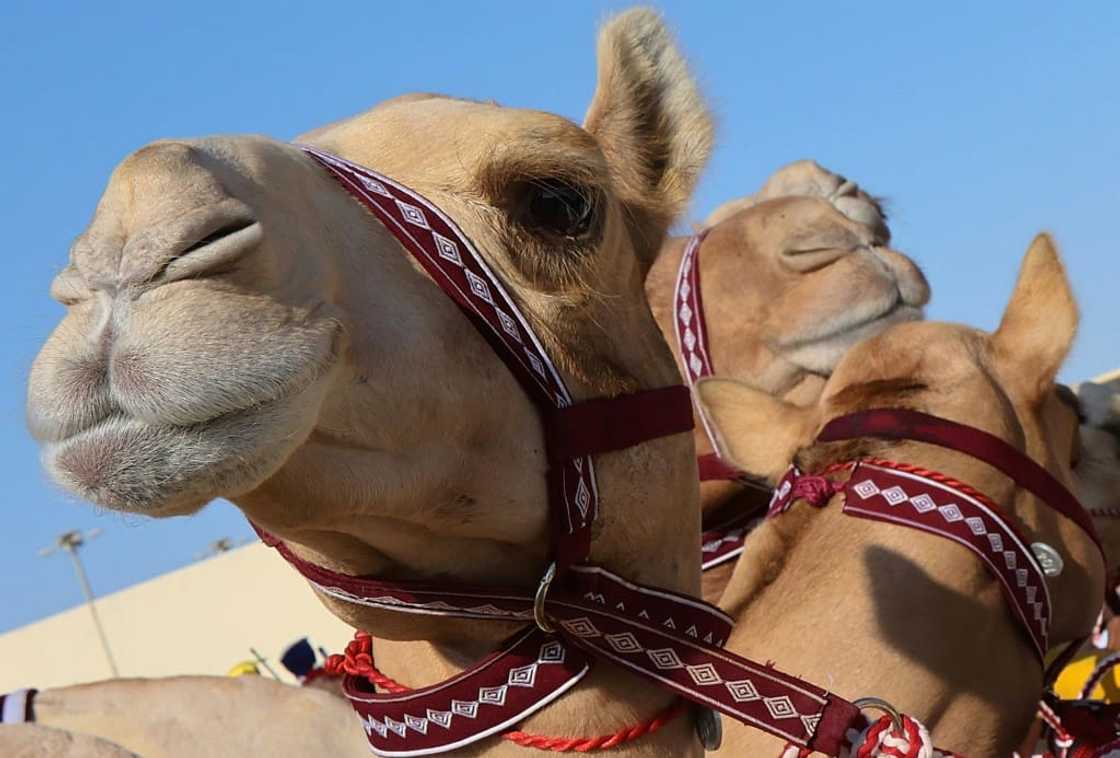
584,8 -> 714,267
992,234 -> 1079,402
696,378 -> 818,483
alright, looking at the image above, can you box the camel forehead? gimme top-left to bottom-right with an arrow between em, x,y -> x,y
721,196 -> 869,253
309,95 -> 605,183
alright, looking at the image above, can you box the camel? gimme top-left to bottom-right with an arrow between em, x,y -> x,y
0,724 -> 139,758
1078,373 -> 1120,570
695,234 -> 1106,756
2,678 -> 361,756
645,159 -> 930,601
19,7 -> 720,757
5,160 -> 929,756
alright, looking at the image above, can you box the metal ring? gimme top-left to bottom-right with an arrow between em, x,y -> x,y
853,696 -> 903,732
534,562 -> 558,633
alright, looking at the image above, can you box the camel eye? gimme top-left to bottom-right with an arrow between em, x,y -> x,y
520,179 -> 596,239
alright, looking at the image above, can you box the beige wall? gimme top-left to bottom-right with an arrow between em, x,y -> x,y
0,544 -> 352,693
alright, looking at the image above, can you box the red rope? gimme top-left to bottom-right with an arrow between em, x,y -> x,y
861,458 -> 1010,516
324,632 -> 686,752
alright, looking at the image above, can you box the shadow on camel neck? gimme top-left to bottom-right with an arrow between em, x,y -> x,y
26,8 -> 713,755
696,234 -> 1105,757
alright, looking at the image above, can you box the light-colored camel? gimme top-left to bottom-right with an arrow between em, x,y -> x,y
0,724 -> 139,758
695,234 -> 1105,757
5,678 -> 361,756
645,160 -> 930,601
7,161 -> 922,755
1077,373 -> 1120,569
21,7 -> 714,757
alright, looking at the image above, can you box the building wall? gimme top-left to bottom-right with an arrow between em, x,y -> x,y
0,544 -> 352,693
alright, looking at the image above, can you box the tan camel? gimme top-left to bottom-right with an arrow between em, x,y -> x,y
3,678 -> 360,757
695,234 -> 1105,757
21,7 -> 715,757
1078,373 -> 1120,568
0,724 -> 139,758
5,161 -> 924,755
645,160 -> 930,601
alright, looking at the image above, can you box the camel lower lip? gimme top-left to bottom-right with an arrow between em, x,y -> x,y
44,394 -> 311,516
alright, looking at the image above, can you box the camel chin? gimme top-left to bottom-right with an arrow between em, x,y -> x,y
780,302 -> 923,375
41,380 -> 328,516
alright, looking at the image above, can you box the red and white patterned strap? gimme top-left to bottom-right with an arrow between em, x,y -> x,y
847,462 -> 1050,660
818,409 -> 1104,564
672,230 -> 768,570
700,505 -> 766,571
768,460 -> 1051,660
673,230 -> 752,486
263,523 -> 866,755
345,629 -> 589,756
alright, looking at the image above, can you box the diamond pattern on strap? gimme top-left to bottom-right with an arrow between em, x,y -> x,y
686,663 -> 722,686
395,200 -> 430,229
353,638 -> 579,743
647,648 -> 684,670
725,679 -> 760,703
302,146 -> 597,565
846,465 -> 1050,656
561,617 -> 601,639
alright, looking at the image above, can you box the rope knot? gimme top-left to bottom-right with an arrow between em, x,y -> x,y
791,474 -> 844,508
846,714 -> 935,758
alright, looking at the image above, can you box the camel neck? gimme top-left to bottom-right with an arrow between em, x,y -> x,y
720,488 -> 1040,755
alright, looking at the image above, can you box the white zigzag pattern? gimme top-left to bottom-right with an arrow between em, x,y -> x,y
358,642 -> 566,740
852,476 -> 1047,637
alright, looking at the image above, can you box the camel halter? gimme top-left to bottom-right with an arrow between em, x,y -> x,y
257,146 -> 891,757
674,231 -> 774,571
766,407 -> 1105,663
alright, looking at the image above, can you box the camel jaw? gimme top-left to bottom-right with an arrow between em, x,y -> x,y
779,302 -> 924,375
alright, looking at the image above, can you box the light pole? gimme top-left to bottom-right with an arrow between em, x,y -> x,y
39,528 -> 119,677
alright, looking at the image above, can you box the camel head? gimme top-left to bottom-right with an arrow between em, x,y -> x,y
648,160 -> 929,409
1075,375 -> 1120,577
698,233 -> 1104,648
27,8 -> 712,634
706,159 -> 892,245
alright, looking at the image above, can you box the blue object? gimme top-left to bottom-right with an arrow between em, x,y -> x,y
280,638 -> 317,677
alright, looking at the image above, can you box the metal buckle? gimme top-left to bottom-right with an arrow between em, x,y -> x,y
534,562 -> 558,633
853,696 -> 903,732
1031,542 -> 1064,577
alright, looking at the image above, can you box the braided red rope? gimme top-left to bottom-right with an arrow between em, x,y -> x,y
324,632 -> 687,752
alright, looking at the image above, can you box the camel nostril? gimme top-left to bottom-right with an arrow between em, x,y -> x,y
181,217 -> 257,256
155,215 -> 261,283
780,246 -> 849,273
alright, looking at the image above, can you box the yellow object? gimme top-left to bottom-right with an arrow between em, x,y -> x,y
1053,653 -> 1120,702
226,660 -> 261,677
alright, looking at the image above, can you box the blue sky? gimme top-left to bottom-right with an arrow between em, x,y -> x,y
1,1 -> 1117,633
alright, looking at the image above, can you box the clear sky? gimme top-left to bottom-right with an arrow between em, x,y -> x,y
1,1 -> 1117,633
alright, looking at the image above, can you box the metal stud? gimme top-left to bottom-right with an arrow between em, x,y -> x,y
695,706 -> 723,751
1031,542 -> 1064,577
